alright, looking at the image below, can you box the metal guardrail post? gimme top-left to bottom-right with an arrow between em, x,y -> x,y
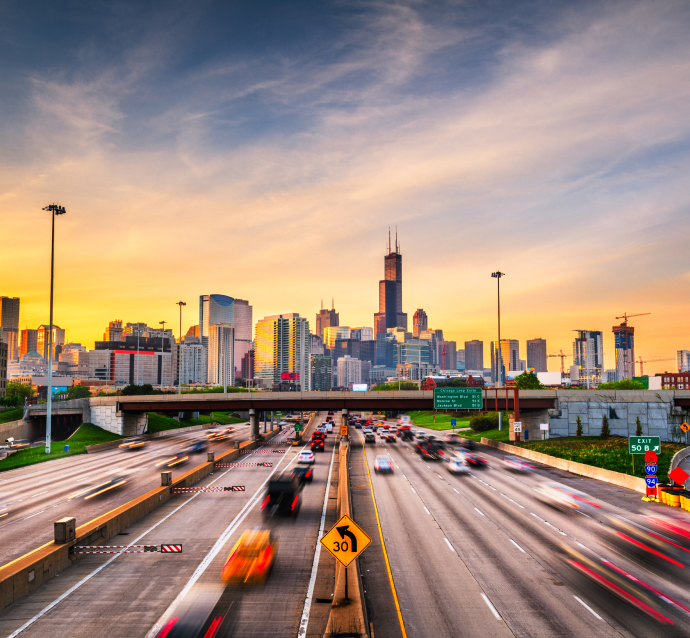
161,471 -> 172,486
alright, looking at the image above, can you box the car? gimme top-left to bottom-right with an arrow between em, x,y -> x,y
221,529 -> 276,585
448,457 -> 470,474
298,450 -> 315,464
325,423 -> 333,433
535,481 -> 599,512
312,431 -> 325,440
384,433 -> 396,442
457,450 -> 490,468
68,475 -> 129,500
118,437 -> 147,451
445,433 -> 463,445
374,456 -> 394,473
291,466 -> 314,484
504,456 -> 534,472
262,476 -> 302,518
354,422 -> 363,429
310,439 -> 325,452
416,431 -> 427,439
364,433 -> 376,443
416,439 -> 446,460
363,428 -> 372,434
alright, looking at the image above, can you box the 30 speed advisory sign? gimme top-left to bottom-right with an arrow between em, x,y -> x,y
320,515 -> 372,567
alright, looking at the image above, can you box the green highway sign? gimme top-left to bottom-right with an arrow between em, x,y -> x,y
628,436 -> 660,454
433,387 -> 483,410
294,424 -> 302,432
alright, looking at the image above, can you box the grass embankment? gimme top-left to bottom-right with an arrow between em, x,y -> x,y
0,423 -> 124,472
515,436 -> 683,482
146,411 -> 246,434
407,410 -> 471,431
0,407 -> 24,425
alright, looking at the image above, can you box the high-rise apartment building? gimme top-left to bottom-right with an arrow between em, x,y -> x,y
323,326 -> 350,349
315,300 -> 339,339
199,294 -> 252,379
374,231 -> 407,336
0,297 -> 20,360
310,334 -> 325,356
177,336 -> 208,385
613,323 -> 634,380
208,324 -> 235,387
311,355 -> 333,391
104,320 -> 123,341
464,340 -> 484,372
420,329 -> 442,366
526,338 -> 547,372
254,314 -> 311,391
412,309 -> 428,338
241,349 -> 255,382
0,335 -> 7,396
678,350 -> 690,373
91,337 -> 172,386
573,330 -> 604,386
337,356 -> 370,388
491,339 -> 519,382
20,328 -> 38,358
37,325 -> 66,361
438,341 -> 457,370
456,349 -> 465,371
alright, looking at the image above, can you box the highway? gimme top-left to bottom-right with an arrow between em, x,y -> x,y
0,422 -> 256,565
354,419 -> 690,637
0,413 -> 338,638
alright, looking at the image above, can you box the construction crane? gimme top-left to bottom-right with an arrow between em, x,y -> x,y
616,312 -> 651,324
638,357 -> 674,376
548,350 -> 572,375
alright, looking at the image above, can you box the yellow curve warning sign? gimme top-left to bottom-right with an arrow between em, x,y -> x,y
320,514 -> 372,567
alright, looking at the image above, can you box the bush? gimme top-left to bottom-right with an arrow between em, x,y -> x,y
601,415 -> 610,439
597,379 -> 646,390
576,416 -> 583,437
635,416 -> 642,436
470,412 -> 500,432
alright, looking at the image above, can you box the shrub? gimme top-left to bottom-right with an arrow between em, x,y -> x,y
601,415 -> 610,439
470,412 -> 500,432
576,416 -> 583,437
635,416 -> 642,437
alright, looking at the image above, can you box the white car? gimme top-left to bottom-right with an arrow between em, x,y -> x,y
448,457 -> 470,474
298,450 -> 315,465
325,422 -> 333,433
504,456 -> 534,472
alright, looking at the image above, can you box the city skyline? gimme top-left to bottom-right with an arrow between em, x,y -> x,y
1,0 -> 689,376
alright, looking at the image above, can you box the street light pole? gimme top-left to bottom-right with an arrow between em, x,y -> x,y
42,204 -> 66,454
176,302 -> 186,394
159,320 -> 167,390
491,271 -> 505,431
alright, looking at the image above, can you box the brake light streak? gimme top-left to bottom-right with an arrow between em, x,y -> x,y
616,532 -> 685,567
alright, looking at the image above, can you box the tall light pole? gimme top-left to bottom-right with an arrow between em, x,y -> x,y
176,302 -> 186,394
159,320 -> 167,389
491,271 -> 505,431
42,204 -> 66,454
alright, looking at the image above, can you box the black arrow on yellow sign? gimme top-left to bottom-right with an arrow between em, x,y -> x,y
336,525 -> 357,553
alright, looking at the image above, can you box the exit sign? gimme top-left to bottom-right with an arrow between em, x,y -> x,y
628,436 -> 661,454
433,387 -> 483,410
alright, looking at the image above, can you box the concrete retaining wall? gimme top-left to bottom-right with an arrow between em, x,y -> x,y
0,419 -> 30,442
480,438 -> 646,493
0,427 -> 283,613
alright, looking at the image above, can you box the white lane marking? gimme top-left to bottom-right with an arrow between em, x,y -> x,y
298,444 -> 337,636
573,596 -> 603,620
453,488 -> 459,493
444,538 -> 455,552
23,510 -> 46,520
576,511 -> 591,518
474,507 -> 485,516
481,593 -> 501,620
509,539 -> 525,553
437,474 -> 443,479
411,487 -> 416,493
402,474 -> 407,479
32,491 -> 49,498
424,507 -> 431,515
576,542 -> 588,550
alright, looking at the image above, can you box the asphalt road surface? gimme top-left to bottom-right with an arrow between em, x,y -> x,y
0,413 -> 338,638
0,422 -> 256,565
354,419 -> 690,637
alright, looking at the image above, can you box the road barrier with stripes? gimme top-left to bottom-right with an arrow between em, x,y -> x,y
240,449 -> 286,454
72,544 -> 181,554
214,462 -> 273,468
172,486 -> 245,493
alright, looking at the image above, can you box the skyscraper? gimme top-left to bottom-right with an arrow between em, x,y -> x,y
374,230 -> 407,336
37,325 -> 65,361
315,300 -> 339,339
208,323 -> 234,386
412,309 -> 428,338
526,338 -> 547,372
573,330 -> 604,386
311,355 -> 333,390
104,320 -> 123,341
20,328 -> 38,358
199,294 -> 252,379
323,326 -> 350,349
254,314 -> 311,390
491,339 -> 519,382
464,340 -> 484,372
177,336 -> 208,385
613,323 -> 635,380
0,297 -> 20,360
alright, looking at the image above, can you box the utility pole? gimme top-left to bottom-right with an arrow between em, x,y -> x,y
159,320 -> 167,389
176,302 -> 186,394
42,204 -> 66,454
491,272 -> 505,431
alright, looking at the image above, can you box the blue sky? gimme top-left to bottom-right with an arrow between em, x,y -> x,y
2,0 -> 689,372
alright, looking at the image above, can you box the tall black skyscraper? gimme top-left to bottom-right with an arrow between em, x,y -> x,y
374,230 -> 407,336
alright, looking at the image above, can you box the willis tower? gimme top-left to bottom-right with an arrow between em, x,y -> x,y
374,229 -> 407,336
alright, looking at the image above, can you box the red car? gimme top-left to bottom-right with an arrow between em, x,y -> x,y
311,439 -> 325,452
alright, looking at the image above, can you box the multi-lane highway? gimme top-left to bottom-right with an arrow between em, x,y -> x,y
0,413 -> 340,638
354,419 -> 690,638
0,422 -> 255,564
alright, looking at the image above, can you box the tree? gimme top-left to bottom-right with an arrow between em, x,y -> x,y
576,416 -> 583,437
6,382 -> 33,400
64,385 -> 91,399
601,414 -> 610,439
370,381 -> 419,391
514,372 -> 544,390
597,379 -> 646,390
635,416 -> 642,436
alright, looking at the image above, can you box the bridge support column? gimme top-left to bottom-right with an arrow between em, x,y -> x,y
341,409 -> 349,441
250,409 -> 259,440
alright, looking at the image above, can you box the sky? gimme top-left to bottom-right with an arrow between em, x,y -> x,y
1,0 -> 689,375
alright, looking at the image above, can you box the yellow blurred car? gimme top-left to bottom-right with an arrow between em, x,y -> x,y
221,530 -> 276,585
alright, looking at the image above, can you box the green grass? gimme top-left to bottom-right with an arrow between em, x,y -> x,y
0,407 -> 23,425
515,436 -> 683,482
406,410 -> 471,431
146,411 -> 245,434
462,427 -> 512,443
0,423 -> 124,472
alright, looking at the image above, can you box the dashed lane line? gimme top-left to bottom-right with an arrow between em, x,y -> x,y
573,596 -> 603,621
481,593 -> 502,620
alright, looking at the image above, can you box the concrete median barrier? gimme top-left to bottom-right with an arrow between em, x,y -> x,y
480,438 -> 646,493
0,426 -> 284,613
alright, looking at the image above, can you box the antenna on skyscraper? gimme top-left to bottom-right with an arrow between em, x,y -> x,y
332,297 -> 334,310
321,298 -> 323,311
396,226 -> 399,252
388,227 -> 391,253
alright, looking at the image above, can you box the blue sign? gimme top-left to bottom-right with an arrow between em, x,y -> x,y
524,430 -> 529,441
645,476 -> 658,488
451,418 -> 457,426
644,464 -> 657,475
